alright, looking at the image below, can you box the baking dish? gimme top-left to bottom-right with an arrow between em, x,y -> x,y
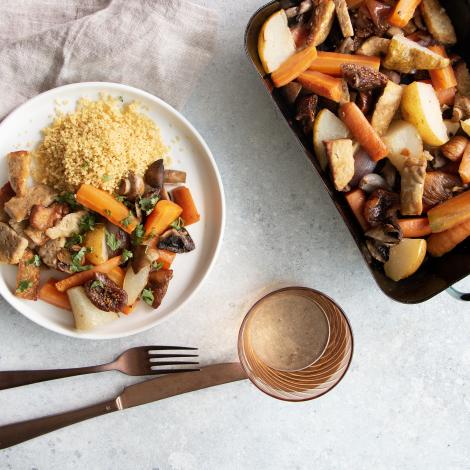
245,0 -> 470,303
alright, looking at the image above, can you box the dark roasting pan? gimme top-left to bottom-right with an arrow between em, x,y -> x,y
245,0 -> 470,303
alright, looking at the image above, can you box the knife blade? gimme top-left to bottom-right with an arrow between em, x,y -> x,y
116,362 -> 247,409
0,363 -> 248,450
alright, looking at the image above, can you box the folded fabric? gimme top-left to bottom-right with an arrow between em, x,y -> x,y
0,0 -> 217,119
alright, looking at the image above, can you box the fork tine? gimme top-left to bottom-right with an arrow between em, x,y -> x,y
150,361 -> 199,366
149,368 -> 200,374
148,353 -> 198,359
146,346 -> 198,351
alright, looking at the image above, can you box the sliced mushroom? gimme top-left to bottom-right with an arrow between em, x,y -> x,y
365,223 -> 402,244
144,159 -> 164,190
452,93 -> 470,122
359,174 -> 391,193
364,189 -> 400,227
157,228 -> 195,253
38,237 -> 66,269
281,81 -> 302,104
56,248 -> 75,273
105,222 -> 129,258
132,245 -> 159,273
147,269 -> 173,309
380,160 -> 398,189
366,239 -> 391,263
423,171 -> 462,207
164,170 -> 187,184
117,173 -> 145,202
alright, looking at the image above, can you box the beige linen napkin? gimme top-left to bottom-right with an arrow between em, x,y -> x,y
0,0 -> 217,119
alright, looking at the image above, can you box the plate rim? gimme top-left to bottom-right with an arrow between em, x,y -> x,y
0,81 -> 225,340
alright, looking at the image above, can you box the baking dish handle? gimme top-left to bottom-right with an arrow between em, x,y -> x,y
447,284 -> 470,301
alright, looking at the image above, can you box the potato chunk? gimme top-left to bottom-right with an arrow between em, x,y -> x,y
8,151 -> 30,197
325,139 -> 354,191
420,0 -> 457,45
371,81 -> 403,136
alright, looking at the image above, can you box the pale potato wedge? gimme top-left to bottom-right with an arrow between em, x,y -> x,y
383,35 -> 449,73
84,223 -> 108,265
461,118 -> 470,137
420,0 -> 457,45
382,120 -> 423,173
258,10 -> 295,74
123,264 -> 151,305
401,82 -> 449,146
384,238 -> 427,281
313,108 -> 351,170
356,37 -> 390,56
371,81 -> 403,136
325,138 -> 354,191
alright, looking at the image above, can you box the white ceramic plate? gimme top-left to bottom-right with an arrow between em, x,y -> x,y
0,82 -> 224,339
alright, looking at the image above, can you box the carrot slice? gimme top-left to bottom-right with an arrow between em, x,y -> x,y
428,190 -> 470,233
271,43 -> 317,88
428,218 -> 470,256
144,200 -> 183,237
338,102 -> 388,161
297,70 -> 343,102
55,256 -> 122,292
39,279 -> 71,310
388,0 -> 422,28
397,218 -> 432,237
171,186 -> 200,225
345,188 -> 369,231
76,184 -> 138,234
428,45 -> 457,90
309,51 -> 380,76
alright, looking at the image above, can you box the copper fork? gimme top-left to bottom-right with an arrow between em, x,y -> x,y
0,346 -> 199,391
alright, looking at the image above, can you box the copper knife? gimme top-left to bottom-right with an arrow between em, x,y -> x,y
0,362 -> 247,450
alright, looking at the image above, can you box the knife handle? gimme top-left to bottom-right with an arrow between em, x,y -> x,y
0,399 -> 118,450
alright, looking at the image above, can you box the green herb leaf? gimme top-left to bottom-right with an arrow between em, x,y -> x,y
118,96 -> 124,102
141,288 -> 154,306
139,194 -> 159,215
56,192 -> 82,210
170,217 -> 184,230
121,249 -> 133,263
79,213 -> 96,233
132,224 -> 145,246
66,233 -> 83,247
27,254 -> 41,267
114,193 -> 126,203
105,230 -> 120,252
102,174 -> 112,183
90,280 -> 104,289
151,261 -> 163,271
70,247 -> 93,273
16,280 -> 32,293
121,212 -> 133,228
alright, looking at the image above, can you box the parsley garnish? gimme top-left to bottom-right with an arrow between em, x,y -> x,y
132,224 -> 145,246
79,213 -> 96,233
121,249 -> 133,263
102,174 -> 112,182
139,194 -> 159,215
121,212 -> 133,228
151,261 -> 163,271
66,233 -> 83,247
170,217 -> 184,230
90,280 -> 104,289
27,254 -> 41,267
114,193 -> 126,202
141,288 -> 154,306
118,96 -> 124,102
70,247 -> 93,273
104,209 -> 112,217
56,192 -> 82,210
105,230 -> 120,252
16,280 -> 32,293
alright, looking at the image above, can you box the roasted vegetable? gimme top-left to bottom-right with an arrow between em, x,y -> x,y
157,228 -> 195,253
15,249 -> 40,300
171,186 -> 200,226
384,238 -> 427,281
147,269 -> 173,309
325,139 -> 355,191
83,223 -> 108,266
84,272 -> 128,312
144,200 -> 183,238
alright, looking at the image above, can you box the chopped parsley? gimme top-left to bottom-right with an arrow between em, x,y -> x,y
121,249 -> 133,263
70,247 -> 93,273
139,194 -> 159,215
114,193 -> 126,203
121,212 -> 133,228
151,261 -> 163,271
27,254 -> 41,267
105,230 -> 120,252
104,208 -> 112,217
132,224 -> 146,246
102,174 -> 112,182
118,95 -> 124,102
56,192 -> 82,210
79,213 -> 96,233
141,288 -> 154,306
66,233 -> 83,247
170,217 -> 184,230
16,280 -> 32,293
90,280 -> 104,289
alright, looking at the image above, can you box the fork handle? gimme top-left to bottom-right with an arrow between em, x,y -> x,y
0,364 -> 112,390
0,399 -> 118,450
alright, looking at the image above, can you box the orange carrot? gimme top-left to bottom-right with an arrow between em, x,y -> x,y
39,279 -> 71,310
397,218 -> 432,237
428,190 -> 470,233
55,256 -> 122,292
428,45 -> 457,90
171,186 -> 200,225
107,266 -> 125,287
388,0 -> 422,28
338,102 -> 388,161
297,70 -> 343,102
158,249 -> 176,269
144,200 -> 182,237
309,51 -> 380,76
76,184 -> 138,234
428,218 -> 470,256
436,86 -> 456,106
458,142 -> 470,184
121,301 -> 138,315
345,188 -> 369,231
271,43 -> 317,88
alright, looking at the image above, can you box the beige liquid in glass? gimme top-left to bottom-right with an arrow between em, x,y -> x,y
248,292 -> 330,371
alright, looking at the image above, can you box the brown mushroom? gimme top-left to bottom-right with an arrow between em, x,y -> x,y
363,189 -> 400,227
147,269 -> 173,309
157,228 -> 195,253
366,239 -> 391,263
164,170 -> 187,184
359,174 -> 391,193
365,223 -> 402,244
144,159 -> 165,189
117,173 -> 145,201
281,82 -> 302,104
423,171 -> 462,207
131,245 -> 159,273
